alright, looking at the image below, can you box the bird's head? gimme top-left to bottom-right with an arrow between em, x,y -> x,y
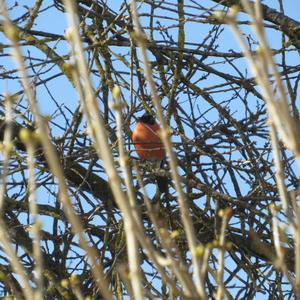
137,113 -> 156,125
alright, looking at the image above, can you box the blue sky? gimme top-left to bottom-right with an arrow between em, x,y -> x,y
1,0 -> 299,297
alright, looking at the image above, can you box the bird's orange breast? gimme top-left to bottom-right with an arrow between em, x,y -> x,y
132,122 -> 165,161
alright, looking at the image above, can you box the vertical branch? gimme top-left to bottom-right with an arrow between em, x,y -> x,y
19,128 -> 43,300
63,2 -> 187,298
112,86 -> 143,300
216,208 -> 231,300
268,123 -> 291,215
129,1 -> 206,298
227,1 -> 300,159
270,206 -> 294,285
225,0 -> 300,295
0,96 -> 34,299
0,95 -> 13,212
295,224 -> 300,296
1,4 -> 113,299
0,219 -> 34,300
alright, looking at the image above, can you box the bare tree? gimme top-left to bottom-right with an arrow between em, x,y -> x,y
0,0 -> 299,299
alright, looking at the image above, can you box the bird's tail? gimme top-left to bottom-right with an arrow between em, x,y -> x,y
156,175 -> 168,195
156,159 -> 168,195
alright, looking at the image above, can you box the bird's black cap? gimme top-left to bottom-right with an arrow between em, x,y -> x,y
137,113 -> 156,125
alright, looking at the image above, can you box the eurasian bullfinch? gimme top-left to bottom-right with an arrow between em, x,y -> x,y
132,113 -> 168,194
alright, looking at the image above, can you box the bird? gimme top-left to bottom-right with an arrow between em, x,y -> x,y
132,113 -> 168,194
